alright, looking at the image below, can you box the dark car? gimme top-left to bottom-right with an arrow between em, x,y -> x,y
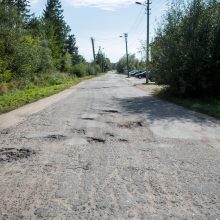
131,70 -> 143,76
129,70 -> 139,76
135,71 -> 146,79
135,71 -> 154,81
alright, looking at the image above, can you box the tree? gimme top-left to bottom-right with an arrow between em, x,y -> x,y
15,0 -> 30,19
117,54 -> 140,73
151,0 -> 220,97
65,34 -> 80,65
43,0 -> 70,68
95,48 -> 111,72
1,0 -> 30,19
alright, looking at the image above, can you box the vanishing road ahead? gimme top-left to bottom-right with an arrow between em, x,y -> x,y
0,72 -> 220,219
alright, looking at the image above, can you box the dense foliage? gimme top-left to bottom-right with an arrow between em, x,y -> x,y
116,54 -> 143,73
151,0 -> 220,97
95,48 -> 112,72
0,0 -> 103,95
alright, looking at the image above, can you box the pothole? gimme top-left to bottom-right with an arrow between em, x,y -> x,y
72,129 -> 86,135
87,137 -> 106,143
118,139 -> 128,142
0,148 -> 36,163
118,121 -> 143,129
44,134 -> 66,140
82,118 -> 95,121
0,129 -> 10,135
103,110 -> 119,113
106,133 -> 115,137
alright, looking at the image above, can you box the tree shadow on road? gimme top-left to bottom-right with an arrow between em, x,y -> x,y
115,95 -> 219,127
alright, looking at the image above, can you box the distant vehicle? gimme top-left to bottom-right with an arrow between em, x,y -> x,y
135,71 -> 146,79
130,70 -> 143,76
135,71 -> 154,81
129,70 -> 139,76
129,70 -> 136,75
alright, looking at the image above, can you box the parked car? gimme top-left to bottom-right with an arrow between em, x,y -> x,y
129,70 -> 139,76
131,70 -> 143,76
129,70 -> 137,75
135,71 -> 146,79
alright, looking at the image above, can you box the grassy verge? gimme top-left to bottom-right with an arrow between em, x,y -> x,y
154,88 -> 220,119
0,74 -> 98,114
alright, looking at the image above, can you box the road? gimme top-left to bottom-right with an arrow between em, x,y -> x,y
0,72 -> 220,219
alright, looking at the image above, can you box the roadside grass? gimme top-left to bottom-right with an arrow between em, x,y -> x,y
154,88 -> 220,119
0,74 -> 98,114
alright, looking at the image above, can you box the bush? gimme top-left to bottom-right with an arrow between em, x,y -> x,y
0,83 -> 9,95
46,72 -> 70,86
117,54 -> 140,73
12,36 -> 41,78
38,40 -> 54,73
72,63 -> 88,77
151,0 -> 220,97
62,52 -> 73,73
0,69 -> 13,83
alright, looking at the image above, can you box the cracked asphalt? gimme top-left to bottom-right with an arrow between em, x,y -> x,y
0,72 -> 220,219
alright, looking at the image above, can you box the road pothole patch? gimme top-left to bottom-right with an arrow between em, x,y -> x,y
1,129 -> 10,135
0,148 -> 35,163
87,137 -> 106,143
118,121 -> 144,129
106,132 -> 115,137
82,118 -> 95,121
103,109 -> 119,113
118,139 -> 128,142
44,134 -> 66,140
72,129 -> 86,135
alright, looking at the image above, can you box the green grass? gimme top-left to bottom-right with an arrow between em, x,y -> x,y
154,88 -> 220,119
0,75 -> 98,114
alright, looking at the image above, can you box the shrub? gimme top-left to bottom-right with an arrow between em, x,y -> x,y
72,63 -> 88,77
151,0 -> 220,97
0,69 -> 13,83
0,83 -> 9,95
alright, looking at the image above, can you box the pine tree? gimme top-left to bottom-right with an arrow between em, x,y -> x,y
65,34 -> 80,65
1,0 -> 30,18
43,0 -> 70,68
15,0 -> 30,17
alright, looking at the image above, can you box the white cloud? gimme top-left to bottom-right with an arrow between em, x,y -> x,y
63,0 -> 137,10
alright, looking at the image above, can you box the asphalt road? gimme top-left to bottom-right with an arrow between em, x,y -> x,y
0,72 -> 220,219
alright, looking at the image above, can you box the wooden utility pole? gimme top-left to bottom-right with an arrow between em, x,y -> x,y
146,0 -> 150,83
91,37 -> 96,74
124,33 -> 129,78
136,0 -> 151,83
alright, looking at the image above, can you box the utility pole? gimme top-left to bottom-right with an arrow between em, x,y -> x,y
91,37 -> 96,73
120,33 -> 129,78
146,0 -> 150,84
102,48 -> 105,73
98,46 -> 104,73
136,1 -> 151,83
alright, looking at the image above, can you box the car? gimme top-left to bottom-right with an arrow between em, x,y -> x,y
131,70 -> 143,76
135,71 -> 146,79
129,70 -> 136,75
129,70 -> 139,76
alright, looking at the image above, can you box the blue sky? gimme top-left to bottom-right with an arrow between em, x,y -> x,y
30,0 -> 168,63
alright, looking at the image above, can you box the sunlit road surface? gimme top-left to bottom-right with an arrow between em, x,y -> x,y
0,72 -> 220,219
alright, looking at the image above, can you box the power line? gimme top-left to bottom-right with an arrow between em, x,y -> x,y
126,7 -> 145,33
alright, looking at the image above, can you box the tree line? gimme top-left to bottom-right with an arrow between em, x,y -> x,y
151,0 -> 220,97
0,0 -> 111,93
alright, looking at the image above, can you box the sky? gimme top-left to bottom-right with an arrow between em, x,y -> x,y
30,0 -> 168,63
